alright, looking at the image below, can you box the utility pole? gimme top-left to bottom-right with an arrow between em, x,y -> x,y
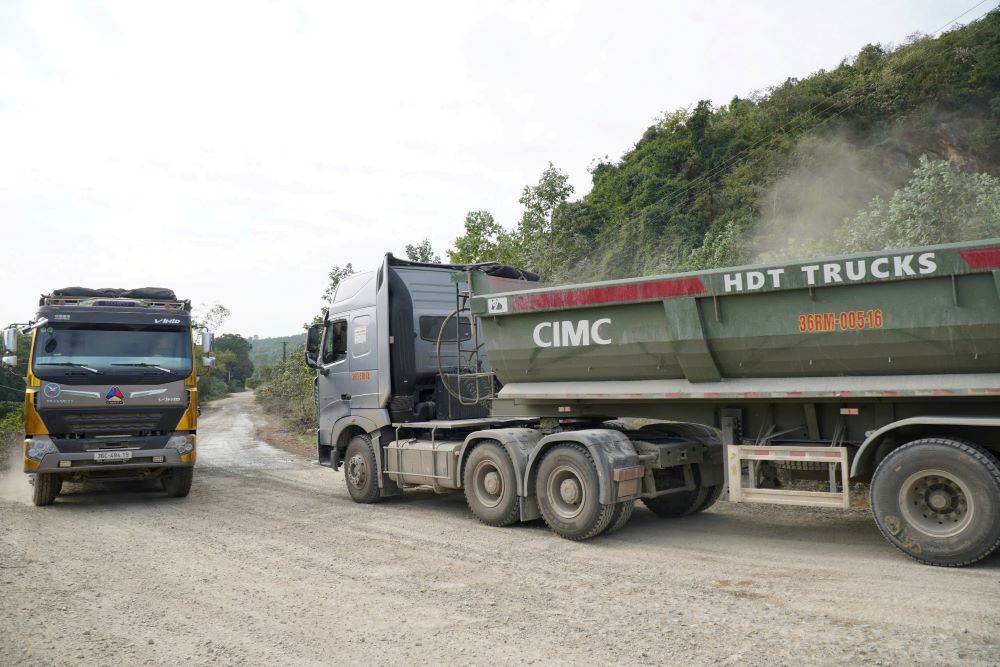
282,341 -> 287,362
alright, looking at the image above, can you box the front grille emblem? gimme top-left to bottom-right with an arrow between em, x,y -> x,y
105,386 -> 125,405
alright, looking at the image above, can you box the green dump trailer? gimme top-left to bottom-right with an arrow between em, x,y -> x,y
307,238 -> 1000,567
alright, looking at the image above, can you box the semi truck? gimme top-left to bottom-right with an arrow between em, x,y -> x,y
1,288 -> 213,506
305,239 -> 1000,567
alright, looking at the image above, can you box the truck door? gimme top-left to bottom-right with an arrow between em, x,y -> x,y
317,318 -> 350,436
348,307 -> 378,408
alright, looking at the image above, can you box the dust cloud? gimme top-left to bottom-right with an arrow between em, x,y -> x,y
749,114 -> 987,261
751,131 -> 898,261
0,438 -> 31,504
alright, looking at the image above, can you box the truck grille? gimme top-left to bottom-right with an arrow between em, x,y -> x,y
40,407 -> 186,437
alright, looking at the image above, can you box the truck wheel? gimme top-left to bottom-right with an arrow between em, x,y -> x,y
870,438 -> 1000,567
464,441 -> 520,527
344,434 -> 380,504
604,500 -> 635,535
694,484 -> 723,513
163,467 -> 194,498
31,473 -> 60,506
535,444 -> 615,540
643,482 -> 719,518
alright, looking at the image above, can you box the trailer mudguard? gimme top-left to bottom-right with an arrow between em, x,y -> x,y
525,429 -> 640,505
851,416 -> 1000,478
461,428 -> 543,520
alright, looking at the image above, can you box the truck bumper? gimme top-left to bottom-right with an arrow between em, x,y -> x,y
23,434 -> 196,474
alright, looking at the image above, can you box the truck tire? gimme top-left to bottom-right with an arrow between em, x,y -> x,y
535,444 -> 615,540
642,468 -> 721,518
870,438 -> 1000,567
604,500 -> 635,535
463,441 -> 520,527
344,434 -> 380,504
694,483 -> 723,513
163,467 -> 194,498
31,473 -> 60,506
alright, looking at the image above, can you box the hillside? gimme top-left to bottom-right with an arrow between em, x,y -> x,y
453,10 -> 1000,281
248,334 -> 306,368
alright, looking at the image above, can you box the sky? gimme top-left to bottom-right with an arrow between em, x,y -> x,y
0,0 -> 988,337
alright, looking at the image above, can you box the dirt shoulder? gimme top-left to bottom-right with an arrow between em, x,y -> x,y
246,394 -> 315,459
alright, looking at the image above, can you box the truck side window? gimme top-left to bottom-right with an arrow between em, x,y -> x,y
323,319 -> 348,364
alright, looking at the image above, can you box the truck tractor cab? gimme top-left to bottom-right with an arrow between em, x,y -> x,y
2,287 -> 211,506
305,255 -> 538,473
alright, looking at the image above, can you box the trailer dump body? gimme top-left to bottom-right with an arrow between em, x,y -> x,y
469,239 -> 1000,384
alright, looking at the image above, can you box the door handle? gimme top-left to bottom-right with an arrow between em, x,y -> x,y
341,393 -> 351,401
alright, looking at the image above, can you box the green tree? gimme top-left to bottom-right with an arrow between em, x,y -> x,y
404,239 -> 441,263
448,210 -> 509,264
839,156 -> 1000,252
214,333 -> 255,388
517,162 -> 574,238
191,303 -> 232,400
513,162 -> 575,275
194,303 -> 230,332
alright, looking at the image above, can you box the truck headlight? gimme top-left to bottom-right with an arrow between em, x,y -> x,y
166,434 -> 195,455
25,436 -> 57,460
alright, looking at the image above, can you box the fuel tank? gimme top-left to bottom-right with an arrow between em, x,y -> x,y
469,239 -> 1000,384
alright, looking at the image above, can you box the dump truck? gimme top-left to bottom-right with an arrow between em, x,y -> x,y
305,239 -> 1000,566
1,288 -> 213,505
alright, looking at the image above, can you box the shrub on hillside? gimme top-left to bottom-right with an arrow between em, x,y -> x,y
255,346 -> 315,432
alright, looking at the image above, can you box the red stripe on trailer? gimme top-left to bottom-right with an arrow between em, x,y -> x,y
510,277 -> 707,311
789,451 -> 806,457
960,247 -> 1000,269
933,389 -> 954,396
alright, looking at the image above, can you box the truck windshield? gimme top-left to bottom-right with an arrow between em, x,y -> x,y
32,326 -> 192,376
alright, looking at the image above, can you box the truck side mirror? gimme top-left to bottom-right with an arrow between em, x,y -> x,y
305,324 -> 322,369
2,328 -> 16,353
1,355 -> 15,368
202,355 -> 216,368
202,330 -> 214,353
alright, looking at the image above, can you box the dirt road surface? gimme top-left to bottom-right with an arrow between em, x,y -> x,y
2,391 -> 999,666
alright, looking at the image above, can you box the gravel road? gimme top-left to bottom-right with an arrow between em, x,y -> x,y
2,391 -> 999,666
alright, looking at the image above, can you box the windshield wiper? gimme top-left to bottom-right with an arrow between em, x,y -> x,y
37,362 -> 102,374
111,362 -> 174,373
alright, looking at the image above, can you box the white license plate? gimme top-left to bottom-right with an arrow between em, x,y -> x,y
94,450 -> 132,463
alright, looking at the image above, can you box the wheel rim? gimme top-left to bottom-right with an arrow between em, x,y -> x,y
347,454 -> 367,488
898,468 -> 975,538
472,459 -> 504,509
547,464 -> 587,520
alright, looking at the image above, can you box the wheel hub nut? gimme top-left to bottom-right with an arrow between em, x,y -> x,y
484,471 -> 501,495
559,479 -> 580,504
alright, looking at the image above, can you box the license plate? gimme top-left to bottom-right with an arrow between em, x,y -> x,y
94,450 -> 132,463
